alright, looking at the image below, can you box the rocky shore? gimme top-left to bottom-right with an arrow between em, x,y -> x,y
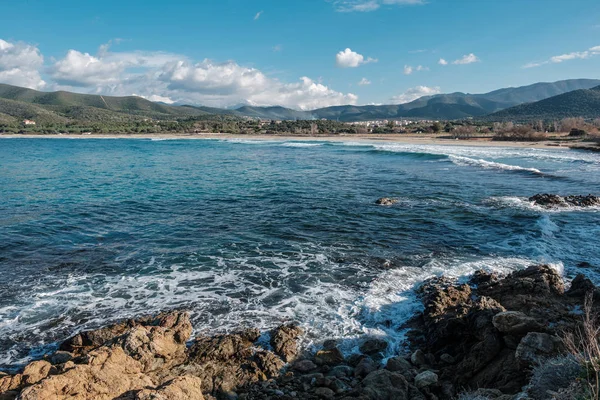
0,265 -> 597,400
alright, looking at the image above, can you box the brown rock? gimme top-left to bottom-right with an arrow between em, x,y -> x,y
375,198 -> 398,206
22,361 -> 52,386
135,376 -> 205,400
270,324 -> 303,363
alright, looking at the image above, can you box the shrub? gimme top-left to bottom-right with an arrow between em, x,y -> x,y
527,355 -> 582,399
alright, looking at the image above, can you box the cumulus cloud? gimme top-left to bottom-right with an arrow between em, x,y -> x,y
50,50 -> 125,87
403,65 -> 413,75
158,60 -> 356,109
335,48 -> 377,68
523,45 -> 600,68
452,53 -> 480,65
332,0 -> 426,12
438,58 -> 448,65
390,85 -> 441,103
0,39 -> 45,89
358,77 -> 371,85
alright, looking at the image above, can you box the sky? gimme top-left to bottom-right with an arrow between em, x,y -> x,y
1,0 -> 599,110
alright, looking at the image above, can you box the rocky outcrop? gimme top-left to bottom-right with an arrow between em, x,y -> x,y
529,193 -> 600,208
408,265 -> 595,398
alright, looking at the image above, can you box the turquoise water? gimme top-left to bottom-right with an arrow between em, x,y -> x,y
0,138 -> 599,367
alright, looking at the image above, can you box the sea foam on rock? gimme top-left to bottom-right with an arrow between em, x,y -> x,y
529,193 -> 600,208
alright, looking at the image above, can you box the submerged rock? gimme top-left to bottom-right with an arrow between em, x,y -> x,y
375,197 -> 398,206
529,193 -> 600,208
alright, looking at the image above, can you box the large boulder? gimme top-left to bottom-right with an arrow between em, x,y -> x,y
492,311 -> 543,335
360,370 -> 425,400
19,347 -> 155,400
515,332 -> 563,367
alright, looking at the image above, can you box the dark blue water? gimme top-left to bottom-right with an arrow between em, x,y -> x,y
0,138 -> 599,367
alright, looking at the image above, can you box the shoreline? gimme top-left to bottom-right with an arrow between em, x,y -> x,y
1,132 -> 595,150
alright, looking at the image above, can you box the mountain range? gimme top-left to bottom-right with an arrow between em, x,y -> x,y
0,78 -> 599,125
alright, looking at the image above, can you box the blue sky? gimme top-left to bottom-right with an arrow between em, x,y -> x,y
1,0 -> 599,109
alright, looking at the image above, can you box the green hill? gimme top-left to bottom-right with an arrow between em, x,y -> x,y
485,86 -> 600,121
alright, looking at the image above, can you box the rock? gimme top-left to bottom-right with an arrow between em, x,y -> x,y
50,351 -> 73,365
529,193 -> 600,208
328,365 -> 354,378
360,370 -> 425,400
19,347 -> 155,400
135,376 -> 205,399
516,332 -> 563,367
414,370 -> 438,389
567,274 -> 597,297
492,311 -> 543,335
293,359 -> 317,373
385,357 -> 413,373
314,387 -> 335,399
359,338 -> 388,356
315,348 -> 344,366
322,339 -> 339,350
270,324 -> 304,363
410,350 -> 427,367
21,361 -> 52,386
354,357 -> 377,379
439,354 -> 455,364
375,198 -> 398,206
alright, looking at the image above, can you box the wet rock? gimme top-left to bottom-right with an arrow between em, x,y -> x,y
414,370 -> 438,389
492,311 -> 543,335
515,332 -> 563,367
567,274 -> 597,297
375,198 -> 398,206
328,365 -> 353,378
315,348 -> 344,366
360,370 -> 425,400
411,350 -> 427,367
50,351 -> 74,365
270,324 -> 303,363
293,359 -> 317,373
529,193 -> 600,208
314,387 -> 335,399
135,376 -> 205,399
354,357 -> 377,379
359,338 -> 388,356
385,357 -> 412,373
439,354 -> 455,364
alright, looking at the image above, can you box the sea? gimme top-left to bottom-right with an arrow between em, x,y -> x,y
0,137 -> 599,369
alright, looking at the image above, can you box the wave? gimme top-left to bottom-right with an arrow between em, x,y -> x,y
448,155 -> 543,174
281,142 -> 323,148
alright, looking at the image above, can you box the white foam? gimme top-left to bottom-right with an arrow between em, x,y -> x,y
448,155 -> 543,174
487,196 -> 600,213
281,142 -> 323,148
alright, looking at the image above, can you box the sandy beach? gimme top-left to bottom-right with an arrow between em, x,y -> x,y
1,132 -> 593,150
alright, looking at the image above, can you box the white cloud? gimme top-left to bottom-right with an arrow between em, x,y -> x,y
523,45 -> 600,68
332,0 -> 426,12
438,58 -> 448,65
335,48 -> 377,68
452,53 -> 480,65
0,39 -> 45,89
133,93 -> 175,104
272,44 -> 282,52
390,85 -> 441,103
254,11 -> 263,20
404,64 -> 428,75
358,77 -> 371,85
50,50 -> 124,87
